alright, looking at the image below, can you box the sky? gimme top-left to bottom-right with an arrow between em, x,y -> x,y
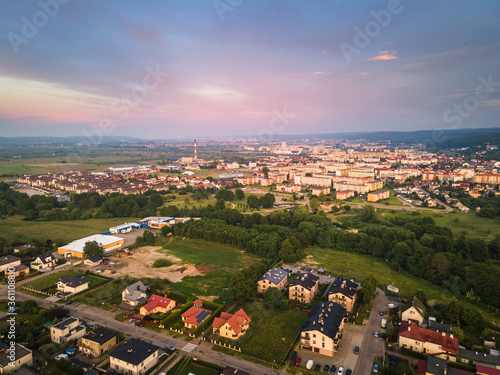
0,0 -> 499,139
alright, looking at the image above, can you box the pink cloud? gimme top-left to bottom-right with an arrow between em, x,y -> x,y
368,51 -> 398,61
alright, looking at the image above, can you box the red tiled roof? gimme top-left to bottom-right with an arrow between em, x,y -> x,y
477,365 -> 500,375
211,308 -> 251,335
141,295 -> 175,313
399,322 -> 459,355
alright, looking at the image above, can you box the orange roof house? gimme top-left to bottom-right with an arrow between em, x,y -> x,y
139,295 -> 177,316
212,308 -> 251,340
181,306 -> 211,329
398,322 -> 459,360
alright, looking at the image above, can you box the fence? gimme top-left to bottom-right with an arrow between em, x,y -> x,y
210,339 -> 241,352
21,285 -> 58,297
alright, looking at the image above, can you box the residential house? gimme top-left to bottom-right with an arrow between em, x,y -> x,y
289,273 -> 319,304
300,301 -> 347,357
402,296 -> 426,325
457,348 -> 500,369
84,256 -> 103,267
122,281 -> 149,306
425,356 -> 448,375
0,343 -> 33,374
30,252 -> 57,270
109,338 -> 160,375
257,268 -> 289,294
212,308 -> 251,340
327,278 -> 358,313
367,190 -> 390,202
335,190 -> 355,200
181,300 -> 211,329
50,317 -> 86,344
79,327 -> 117,357
140,295 -> 177,316
56,274 -> 90,294
13,244 -> 34,254
4,264 -> 29,279
0,256 -> 21,272
398,322 -> 459,361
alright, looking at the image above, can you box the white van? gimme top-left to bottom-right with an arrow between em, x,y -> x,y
55,353 -> 69,360
306,359 -> 314,370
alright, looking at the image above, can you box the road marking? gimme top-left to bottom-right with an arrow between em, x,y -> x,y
182,343 -> 197,353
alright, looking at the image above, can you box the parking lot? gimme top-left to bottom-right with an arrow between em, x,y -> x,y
293,322 -> 365,373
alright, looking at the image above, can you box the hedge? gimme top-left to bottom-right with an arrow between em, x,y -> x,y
160,301 -> 194,326
166,291 -> 191,304
202,301 -> 223,311
192,305 -> 224,337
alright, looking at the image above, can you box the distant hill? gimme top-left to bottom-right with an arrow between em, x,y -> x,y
0,136 -> 142,145
1,127 -> 499,148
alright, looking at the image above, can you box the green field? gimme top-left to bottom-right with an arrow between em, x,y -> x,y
162,239 -> 260,303
380,210 -> 500,241
0,215 -> 140,244
305,246 -> 443,301
214,301 -> 307,364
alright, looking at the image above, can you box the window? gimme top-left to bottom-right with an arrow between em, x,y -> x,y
313,334 -> 316,338
322,343 -> 325,348
322,337 -> 325,341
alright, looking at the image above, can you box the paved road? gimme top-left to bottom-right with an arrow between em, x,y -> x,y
1,285 -> 277,375
354,289 -> 387,375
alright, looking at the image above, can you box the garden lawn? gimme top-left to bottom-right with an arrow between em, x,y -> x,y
215,301 -> 308,364
23,270 -> 80,292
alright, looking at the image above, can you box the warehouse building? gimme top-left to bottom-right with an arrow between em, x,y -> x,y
58,234 -> 124,258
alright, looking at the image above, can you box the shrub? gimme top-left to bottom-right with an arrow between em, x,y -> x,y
152,259 -> 173,268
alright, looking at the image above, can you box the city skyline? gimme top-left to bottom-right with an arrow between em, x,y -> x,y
1,1 -> 499,139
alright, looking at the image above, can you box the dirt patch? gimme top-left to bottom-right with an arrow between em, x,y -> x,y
107,246 -> 205,282
199,295 -> 218,302
196,263 -> 215,273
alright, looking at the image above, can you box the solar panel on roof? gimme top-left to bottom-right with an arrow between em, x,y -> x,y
196,310 -> 210,323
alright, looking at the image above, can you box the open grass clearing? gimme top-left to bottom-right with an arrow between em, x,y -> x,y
213,301 -> 307,364
0,215 -> 141,244
161,238 -> 260,304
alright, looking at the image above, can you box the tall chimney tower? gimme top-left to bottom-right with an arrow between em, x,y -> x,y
194,139 -> 197,161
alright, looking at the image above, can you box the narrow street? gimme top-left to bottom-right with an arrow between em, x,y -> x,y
354,288 -> 387,374
1,285 -> 276,375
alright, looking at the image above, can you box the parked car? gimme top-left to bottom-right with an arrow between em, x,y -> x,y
295,357 -> 301,365
329,365 -> 336,374
135,321 -> 143,327
387,356 -> 399,365
55,354 -> 69,360
65,348 -> 75,357
128,318 -> 135,324
315,363 -> 321,371
346,370 -> 352,375
388,295 -> 392,300
387,303 -> 396,309
323,365 -> 330,373
165,345 -> 175,351
338,367 -> 344,375
374,331 -> 379,338
290,351 -> 297,362
353,346 -> 359,355
373,364 -> 379,373
65,300 -> 73,305
380,333 -> 386,340
379,310 -> 384,316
